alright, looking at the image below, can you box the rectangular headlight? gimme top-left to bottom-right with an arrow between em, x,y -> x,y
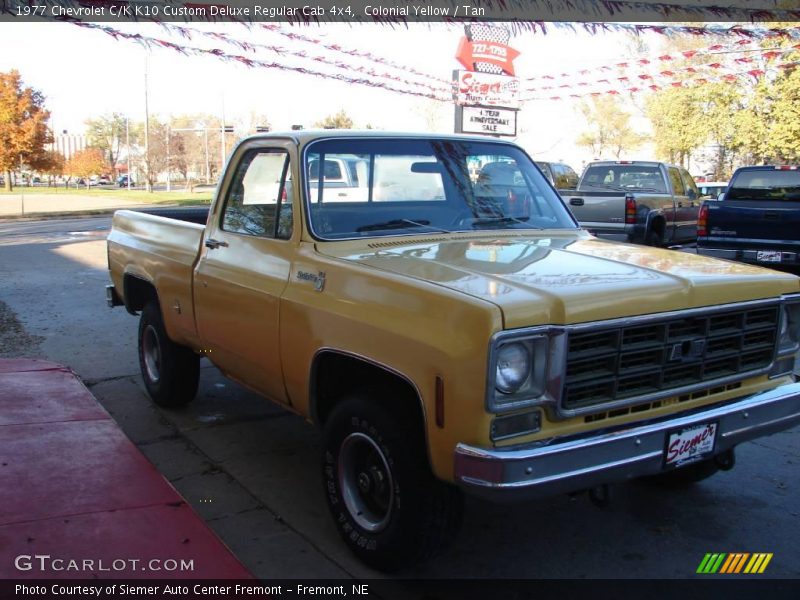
486,327 -> 565,413
778,296 -> 800,356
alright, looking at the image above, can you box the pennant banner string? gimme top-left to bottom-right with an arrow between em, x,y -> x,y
64,19 -> 452,102
519,39 -> 798,85
153,21 -> 450,94
541,22 -> 800,40
521,44 -> 800,91
518,60 -> 800,102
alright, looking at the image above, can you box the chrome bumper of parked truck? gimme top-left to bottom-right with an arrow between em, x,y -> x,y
454,382 -> 800,501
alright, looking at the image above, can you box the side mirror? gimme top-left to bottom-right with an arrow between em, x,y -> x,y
687,189 -> 697,200
717,192 -> 725,202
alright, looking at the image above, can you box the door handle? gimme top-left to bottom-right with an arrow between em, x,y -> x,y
569,198 -> 584,206
204,238 -> 229,249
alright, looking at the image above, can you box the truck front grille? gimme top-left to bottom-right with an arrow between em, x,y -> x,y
562,304 -> 779,412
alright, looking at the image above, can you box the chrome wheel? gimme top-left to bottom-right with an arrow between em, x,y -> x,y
142,324 -> 161,383
338,432 -> 394,532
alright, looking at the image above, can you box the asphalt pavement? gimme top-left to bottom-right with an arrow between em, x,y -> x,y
0,216 -> 798,584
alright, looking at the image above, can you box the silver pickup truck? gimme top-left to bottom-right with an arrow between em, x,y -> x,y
561,161 -> 701,246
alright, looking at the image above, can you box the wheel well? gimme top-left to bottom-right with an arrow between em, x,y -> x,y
311,351 -> 424,430
649,215 -> 666,237
123,275 -> 158,315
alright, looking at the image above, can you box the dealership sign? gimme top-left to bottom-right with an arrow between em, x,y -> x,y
456,37 -> 520,76
454,70 -> 520,108
458,106 -> 518,137
453,24 -> 520,138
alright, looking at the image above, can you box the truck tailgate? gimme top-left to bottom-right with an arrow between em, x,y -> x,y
705,200 -> 800,250
562,191 -> 625,224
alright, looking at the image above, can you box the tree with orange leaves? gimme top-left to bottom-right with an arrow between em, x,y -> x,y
0,70 -> 53,192
65,148 -> 106,188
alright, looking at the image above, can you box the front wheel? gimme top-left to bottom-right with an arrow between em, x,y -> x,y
138,301 -> 199,408
322,396 -> 463,571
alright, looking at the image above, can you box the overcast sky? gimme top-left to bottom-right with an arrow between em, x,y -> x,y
0,21 -> 654,168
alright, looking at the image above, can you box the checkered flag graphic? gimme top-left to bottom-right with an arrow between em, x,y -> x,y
465,24 -> 510,74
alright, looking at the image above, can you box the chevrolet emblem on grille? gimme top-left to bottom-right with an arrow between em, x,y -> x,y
669,338 -> 706,363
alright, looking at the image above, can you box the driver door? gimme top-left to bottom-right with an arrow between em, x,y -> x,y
193,143 -> 295,404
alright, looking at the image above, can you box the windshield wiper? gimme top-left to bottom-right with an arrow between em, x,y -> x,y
356,219 -> 450,233
469,216 -> 542,229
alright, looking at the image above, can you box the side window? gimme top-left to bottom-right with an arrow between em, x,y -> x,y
222,150 -> 293,240
668,168 -> 685,196
553,164 -> 579,189
680,169 -> 699,198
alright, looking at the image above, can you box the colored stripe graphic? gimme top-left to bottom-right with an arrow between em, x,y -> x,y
698,553 -> 773,574
720,553 -> 749,573
744,553 -> 773,574
697,553 -> 726,573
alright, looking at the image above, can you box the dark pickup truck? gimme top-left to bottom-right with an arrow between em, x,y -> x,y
561,160 -> 701,246
697,165 -> 800,268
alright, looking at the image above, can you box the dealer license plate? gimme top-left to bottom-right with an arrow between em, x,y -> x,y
665,422 -> 718,468
757,250 -> 782,263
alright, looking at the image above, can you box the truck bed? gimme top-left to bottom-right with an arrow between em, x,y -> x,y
107,209 -> 207,346
697,166 -> 800,267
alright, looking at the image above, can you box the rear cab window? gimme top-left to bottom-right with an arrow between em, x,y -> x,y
726,168 -> 800,201
580,164 -> 667,193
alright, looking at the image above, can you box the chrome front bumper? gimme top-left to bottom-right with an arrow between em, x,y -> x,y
454,382 -> 800,501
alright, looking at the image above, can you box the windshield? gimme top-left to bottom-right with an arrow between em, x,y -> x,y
726,169 -> 800,201
304,138 -> 577,240
580,165 -> 667,192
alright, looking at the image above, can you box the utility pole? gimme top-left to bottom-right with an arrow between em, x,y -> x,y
204,126 -> 210,184
144,52 -> 152,193
126,117 -> 131,190
220,96 -> 227,177
19,154 -> 25,216
166,124 -> 171,192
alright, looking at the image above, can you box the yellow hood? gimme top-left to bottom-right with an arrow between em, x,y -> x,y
319,234 -> 800,329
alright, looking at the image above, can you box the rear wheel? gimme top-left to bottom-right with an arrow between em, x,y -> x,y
138,301 -> 199,408
322,395 -> 463,571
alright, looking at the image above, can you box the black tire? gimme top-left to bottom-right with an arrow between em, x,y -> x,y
644,227 -> 663,247
322,395 -> 463,571
138,301 -> 199,408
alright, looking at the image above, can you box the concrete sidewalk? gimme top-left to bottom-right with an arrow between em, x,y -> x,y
0,359 -> 252,580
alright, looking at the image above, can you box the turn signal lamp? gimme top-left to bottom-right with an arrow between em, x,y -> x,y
624,195 -> 636,224
697,203 -> 708,237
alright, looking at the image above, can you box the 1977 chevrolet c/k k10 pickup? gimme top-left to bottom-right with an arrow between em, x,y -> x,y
107,132 -> 800,571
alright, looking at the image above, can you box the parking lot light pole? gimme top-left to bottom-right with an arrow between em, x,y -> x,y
19,154 -> 24,216
126,118 -> 131,191
204,127 -> 210,184
166,125 -> 171,192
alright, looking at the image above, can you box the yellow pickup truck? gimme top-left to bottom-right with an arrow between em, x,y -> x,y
107,131 -> 800,571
